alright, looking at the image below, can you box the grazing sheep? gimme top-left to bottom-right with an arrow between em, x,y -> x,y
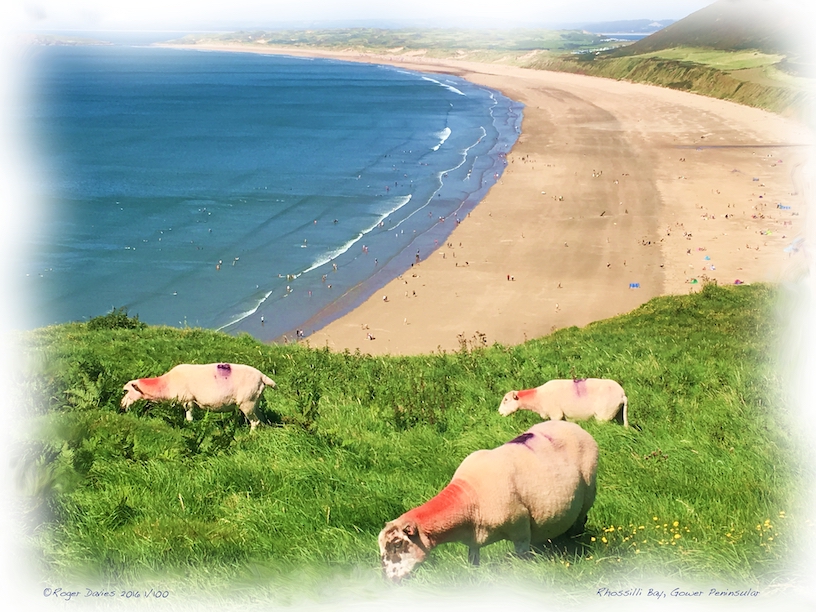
499,378 -> 628,427
121,363 -> 276,430
378,420 -> 598,582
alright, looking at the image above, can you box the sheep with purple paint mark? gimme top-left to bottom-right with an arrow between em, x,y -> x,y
500,378 -> 629,427
378,420 -> 598,582
121,363 -> 276,430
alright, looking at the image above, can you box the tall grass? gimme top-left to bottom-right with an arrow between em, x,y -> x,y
13,284 -> 805,602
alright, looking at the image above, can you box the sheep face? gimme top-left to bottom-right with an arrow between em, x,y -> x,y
499,391 -> 521,416
378,520 -> 428,582
120,381 -> 144,410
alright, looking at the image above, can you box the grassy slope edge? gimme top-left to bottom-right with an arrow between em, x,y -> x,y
529,53 -> 809,116
14,284 -> 806,602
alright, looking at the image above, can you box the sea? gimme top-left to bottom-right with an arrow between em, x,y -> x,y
19,40 -> 522,342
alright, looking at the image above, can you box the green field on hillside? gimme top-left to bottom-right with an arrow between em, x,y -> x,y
15,284 -> 805,604
182,28 -> 608,53
637,47 -> 784,71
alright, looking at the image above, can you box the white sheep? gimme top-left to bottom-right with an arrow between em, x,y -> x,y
499,378 -> 628,427
121,363 -> 276,430
378,420 -> 598,582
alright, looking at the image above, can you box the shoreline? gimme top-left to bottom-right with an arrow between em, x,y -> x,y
164,42 -> 812,355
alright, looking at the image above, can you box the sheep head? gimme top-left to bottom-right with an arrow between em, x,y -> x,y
499,390 -> 521,416
378,519 -> 428,582
120,381 -> 144,410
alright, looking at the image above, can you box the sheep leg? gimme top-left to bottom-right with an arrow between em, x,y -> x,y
467,546 -> 480,566
239,401 -> 261,431
512,521 -> 532,557
514,539 -> 532,558
566,513 -> 588,537
184,403 -> 194,422
567,495 -> 594,536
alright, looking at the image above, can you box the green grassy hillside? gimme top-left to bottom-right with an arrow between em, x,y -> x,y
181,28 -> 605,53
550,0 -> 811,117
610,0 -> 800,57
531,52 -> 810,115
14,283 -> 805,603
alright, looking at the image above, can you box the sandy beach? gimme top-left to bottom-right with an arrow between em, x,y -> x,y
170,43 -> 812,355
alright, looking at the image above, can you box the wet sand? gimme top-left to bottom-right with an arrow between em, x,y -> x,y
168,44 -> 812,355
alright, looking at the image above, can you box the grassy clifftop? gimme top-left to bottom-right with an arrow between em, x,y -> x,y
531,52 -> 809,116
15,284 -> 805,601
542,0 -> 811,117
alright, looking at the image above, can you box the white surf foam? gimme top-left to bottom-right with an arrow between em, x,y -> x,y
301,194 -> 413,275
432,127 -> 452,151
421,76 -> 466,97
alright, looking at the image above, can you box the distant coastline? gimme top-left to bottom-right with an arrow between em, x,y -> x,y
170,43 -> 809,355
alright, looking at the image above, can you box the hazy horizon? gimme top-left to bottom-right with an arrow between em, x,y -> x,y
10,0 -> 713,33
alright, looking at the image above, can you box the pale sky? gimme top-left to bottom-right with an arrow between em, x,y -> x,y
11,0 -> 716,31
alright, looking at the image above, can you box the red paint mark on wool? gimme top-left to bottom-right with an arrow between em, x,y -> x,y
136,376 -> 168,400
406,481 -> 471,526
517,388 -> 537,400
138,377 -> 166,392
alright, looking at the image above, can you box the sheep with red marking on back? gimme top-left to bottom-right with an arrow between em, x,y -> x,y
121,363 -> 276,430
378,420 -> 598,582
500,378 -> 628,427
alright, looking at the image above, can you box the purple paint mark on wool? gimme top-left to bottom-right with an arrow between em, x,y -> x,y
507,432 -> 535,446
573,378 -> 587,397
216,363 -> 232,376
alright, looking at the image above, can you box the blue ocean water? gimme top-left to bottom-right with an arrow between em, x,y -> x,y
21,44 -> 521,341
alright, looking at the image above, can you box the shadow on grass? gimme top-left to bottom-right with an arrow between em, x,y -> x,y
531,529 -> 596,561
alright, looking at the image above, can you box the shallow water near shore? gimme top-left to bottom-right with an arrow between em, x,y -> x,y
19,44 -> 521,341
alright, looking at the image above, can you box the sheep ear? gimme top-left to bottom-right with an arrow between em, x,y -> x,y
131,382 -> 143,395
403,522 -> 418,537
512,391 -> 519,400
